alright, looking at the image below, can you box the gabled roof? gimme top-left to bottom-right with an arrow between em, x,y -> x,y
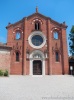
6,7 -> 67,29
27,12 -> 49,20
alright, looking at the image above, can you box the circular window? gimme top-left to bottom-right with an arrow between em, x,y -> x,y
32,35 -> 43,46
28,31 -> 46,49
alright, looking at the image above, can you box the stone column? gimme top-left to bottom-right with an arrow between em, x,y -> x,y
30,59 -> 33,75
43,60 -> 45,75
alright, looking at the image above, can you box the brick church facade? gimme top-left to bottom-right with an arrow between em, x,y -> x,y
6,8 -> 69,75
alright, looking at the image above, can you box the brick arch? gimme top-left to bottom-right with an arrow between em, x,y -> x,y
13,27 -> 23,40
13,27 -> 23,33
51,27 -> 60,32
31,18 -> 43,25
51,27 -> 61,39
31,18 -> 44,31
29,50 -> 45,59
15,50 -> 21,55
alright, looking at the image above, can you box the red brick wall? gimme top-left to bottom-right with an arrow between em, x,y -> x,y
0,50 -> 11,73
61,29 -> 69,74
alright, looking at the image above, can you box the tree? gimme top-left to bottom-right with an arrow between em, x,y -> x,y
69,25 -> 74,56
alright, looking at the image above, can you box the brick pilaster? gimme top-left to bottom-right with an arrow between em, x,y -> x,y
61,29 -> 69,74
47,19 -> 52,75
23,18 -> 27,75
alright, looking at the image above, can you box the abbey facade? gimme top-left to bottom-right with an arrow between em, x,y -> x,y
6,8 -> 69,75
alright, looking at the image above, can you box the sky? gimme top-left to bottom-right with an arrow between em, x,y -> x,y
0,0 -> 74,55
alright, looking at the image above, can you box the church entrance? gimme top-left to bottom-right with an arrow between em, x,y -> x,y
29,50 -> 45,75
33,60 -> 42,75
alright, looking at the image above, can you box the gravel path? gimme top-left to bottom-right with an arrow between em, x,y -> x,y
0,75 -> 74,100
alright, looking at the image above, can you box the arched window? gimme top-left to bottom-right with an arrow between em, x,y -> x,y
55,52 -> 59,62
16,52 -> 19,61
54,32 -> 58,39
16,32 -> 21,40
35,22 -> 40,30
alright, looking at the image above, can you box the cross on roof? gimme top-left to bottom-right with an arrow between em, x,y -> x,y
36,6 -> 38,13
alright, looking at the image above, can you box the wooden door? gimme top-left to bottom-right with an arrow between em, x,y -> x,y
33,60 -> 42,75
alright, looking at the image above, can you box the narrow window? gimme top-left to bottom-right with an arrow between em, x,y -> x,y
16,32 -> 21,40
16,52 -> 19,61
55,52 -> 59,62
35,22 -> 40,30
54,32 -> 58,39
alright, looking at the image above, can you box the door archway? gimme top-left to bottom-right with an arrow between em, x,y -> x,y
29,50 -> 45,75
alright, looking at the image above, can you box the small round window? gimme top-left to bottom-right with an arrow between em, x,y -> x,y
32,35 -> 43,46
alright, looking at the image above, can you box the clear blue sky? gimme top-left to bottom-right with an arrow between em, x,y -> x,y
0,0 -> 74,55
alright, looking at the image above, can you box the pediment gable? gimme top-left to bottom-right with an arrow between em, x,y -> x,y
27,12 -> 49,20
6,9 -> 67,29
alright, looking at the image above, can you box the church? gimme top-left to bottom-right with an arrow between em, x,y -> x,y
5,7 -> 69,75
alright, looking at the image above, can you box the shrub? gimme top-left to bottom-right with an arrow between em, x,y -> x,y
0,70 -> 3,76
4,70 -> 9,76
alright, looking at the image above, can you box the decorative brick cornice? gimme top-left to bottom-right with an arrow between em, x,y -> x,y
27,12 -> 48,20
50,19 -> 67,29
0,44 -> 12,50
6,19 -> 24,29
